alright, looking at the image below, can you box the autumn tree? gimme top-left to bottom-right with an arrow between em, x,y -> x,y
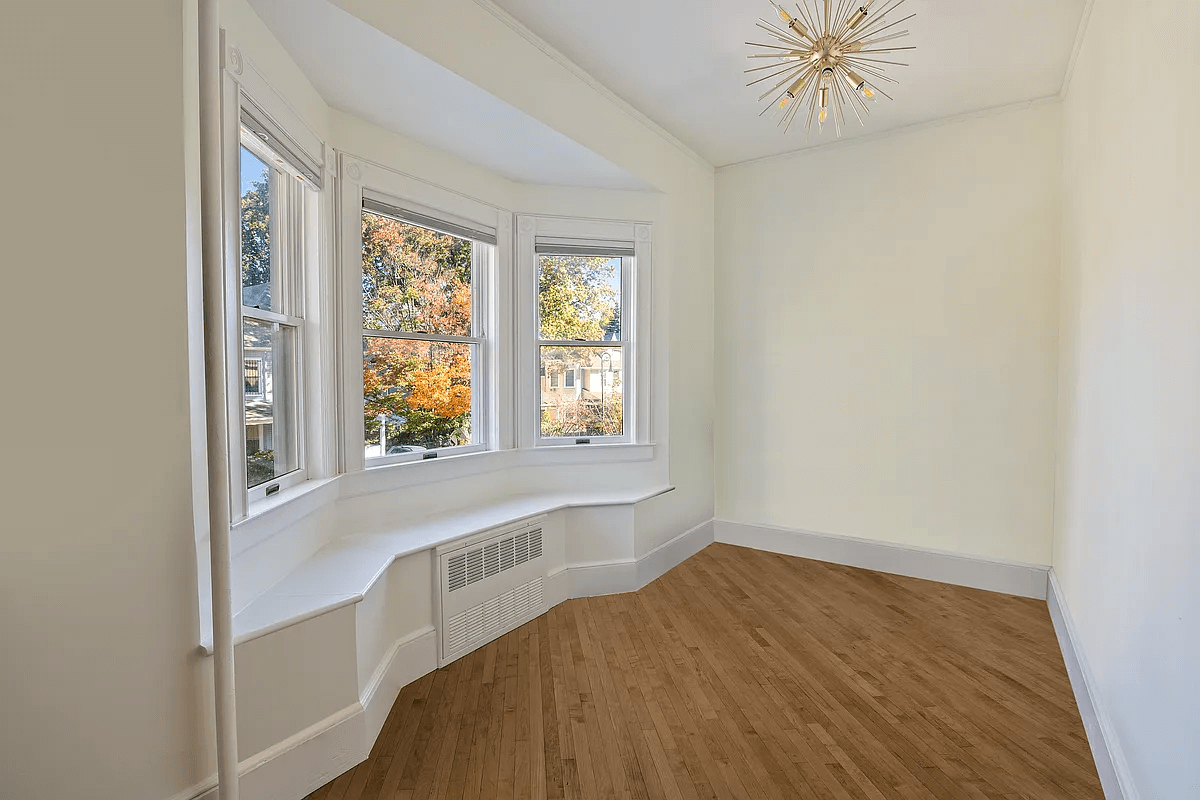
362,214 -> 473,450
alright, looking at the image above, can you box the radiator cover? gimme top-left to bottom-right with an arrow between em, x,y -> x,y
437,519 -> 547,666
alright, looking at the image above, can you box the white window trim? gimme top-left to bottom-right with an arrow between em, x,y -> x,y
221,34 -> 335,520
516,215 -> 653,449
339,156 -> 514,473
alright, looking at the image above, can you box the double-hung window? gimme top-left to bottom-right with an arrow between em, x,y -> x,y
235,133 -> 308,500
536,240 -> 633,443
360,197 -> 493,464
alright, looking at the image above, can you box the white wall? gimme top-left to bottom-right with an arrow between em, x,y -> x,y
1055,1 -> 1200,797
0,2 -> 215,798
716,103 -> 1063,565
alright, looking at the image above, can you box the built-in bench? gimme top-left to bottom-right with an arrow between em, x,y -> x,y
201,485 -> 674,654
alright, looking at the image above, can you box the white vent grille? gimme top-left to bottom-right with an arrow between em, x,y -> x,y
446,527 -> 542,593
445,576 -> 544,656
439,521 -> 550,665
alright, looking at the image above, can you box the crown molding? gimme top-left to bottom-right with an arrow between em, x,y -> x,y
1060,0 -> 1098,99
716,94 -> 1063,173
468,0 -> 714,174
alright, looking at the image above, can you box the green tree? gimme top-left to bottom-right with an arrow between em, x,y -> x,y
240,171 -> 271,306
538,255 -> 619,340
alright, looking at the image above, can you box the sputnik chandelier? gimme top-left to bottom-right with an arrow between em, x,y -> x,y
747,0 -> 915,138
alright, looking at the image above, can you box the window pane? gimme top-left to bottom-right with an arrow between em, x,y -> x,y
364,337 -> 473,457
540,346 -> 623,438
362,211 -> 472,336
240,147 -> 273,311
539,255 -> 620,341
243,319 -> 299,488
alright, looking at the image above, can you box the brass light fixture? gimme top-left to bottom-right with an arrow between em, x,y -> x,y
746,0 -> 915,139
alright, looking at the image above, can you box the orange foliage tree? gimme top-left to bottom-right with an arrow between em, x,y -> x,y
362,214 -> 473,449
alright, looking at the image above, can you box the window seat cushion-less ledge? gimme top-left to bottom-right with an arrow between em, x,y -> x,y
199,485 -> 673,655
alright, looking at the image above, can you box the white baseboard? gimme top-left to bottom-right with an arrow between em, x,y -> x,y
182,628 -> 438,800
361,627 -> 438,746
563,518 -> 715,600
566,558 -> 639,598
1047,570 -> 1139,800
637,518 -> 714,588
715,519 -> 1049,600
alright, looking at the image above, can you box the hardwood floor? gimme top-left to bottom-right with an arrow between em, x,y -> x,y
306,543 -> 1102,800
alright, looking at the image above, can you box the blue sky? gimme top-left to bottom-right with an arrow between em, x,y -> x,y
240,146 -> 270,196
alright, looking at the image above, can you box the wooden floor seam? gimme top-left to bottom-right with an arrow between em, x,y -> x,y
306,542 -> 1103,800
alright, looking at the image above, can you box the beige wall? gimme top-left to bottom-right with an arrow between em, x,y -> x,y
0,1 -> 215,798
715,103 -> 1063,564
1055,1 -> 1200,796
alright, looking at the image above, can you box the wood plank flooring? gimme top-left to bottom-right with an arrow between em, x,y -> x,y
306,543 -> 1102,800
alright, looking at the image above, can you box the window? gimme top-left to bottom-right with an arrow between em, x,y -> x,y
236,139 -> 307,495
537,251 -> 629,441
360,198 -> 493,463
244,358 -> 262,396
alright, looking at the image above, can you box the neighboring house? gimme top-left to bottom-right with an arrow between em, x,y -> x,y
539,321 -> 623,423
243,282 -> 274,455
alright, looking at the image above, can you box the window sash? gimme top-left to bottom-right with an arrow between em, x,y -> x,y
535,253 -> 632,444
235,129 -> 309,510
361,225 -> 490,465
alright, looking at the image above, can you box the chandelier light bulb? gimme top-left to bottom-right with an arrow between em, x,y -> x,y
818,107 -> 829,125
861,84 -> 876,101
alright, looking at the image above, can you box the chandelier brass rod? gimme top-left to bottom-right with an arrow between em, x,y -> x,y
843,58 -> 897,83
833,74 -> 861,128
856,46 -> 916,53
747,51 -> 804,58
793,2 -> 819,37
845,56 -> 909,66
747,61 -> 805,87
746,41 -> 801,51
803,65 -> 822,138
852,4 -> 912,41
745,60 -> 795,74
758,63 -> 813,101
859,31 -> 910,46
757,20 -> 809,47
824,0 -> 831,35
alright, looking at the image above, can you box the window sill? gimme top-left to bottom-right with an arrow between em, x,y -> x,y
231,476 -> 339,558
344,442 -> 656,499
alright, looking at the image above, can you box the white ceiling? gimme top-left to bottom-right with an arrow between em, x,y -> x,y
490,0 -> 1088,167
247,0 -> 651,190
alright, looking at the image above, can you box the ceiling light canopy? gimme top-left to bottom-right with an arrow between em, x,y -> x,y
746,0 -> 915,139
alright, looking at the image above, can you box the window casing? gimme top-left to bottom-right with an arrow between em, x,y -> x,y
359,196 -> 495,466
219,63 -> 330,521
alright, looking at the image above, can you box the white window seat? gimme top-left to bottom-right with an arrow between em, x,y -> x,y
201,485 -> 673,654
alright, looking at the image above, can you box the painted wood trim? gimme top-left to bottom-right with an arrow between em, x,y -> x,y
715,519 -> 1049,600
1047,570 -> 1140,800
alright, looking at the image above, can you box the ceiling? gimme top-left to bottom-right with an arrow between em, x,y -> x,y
247,0 -> 650,190
489,0 -> 1089,167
